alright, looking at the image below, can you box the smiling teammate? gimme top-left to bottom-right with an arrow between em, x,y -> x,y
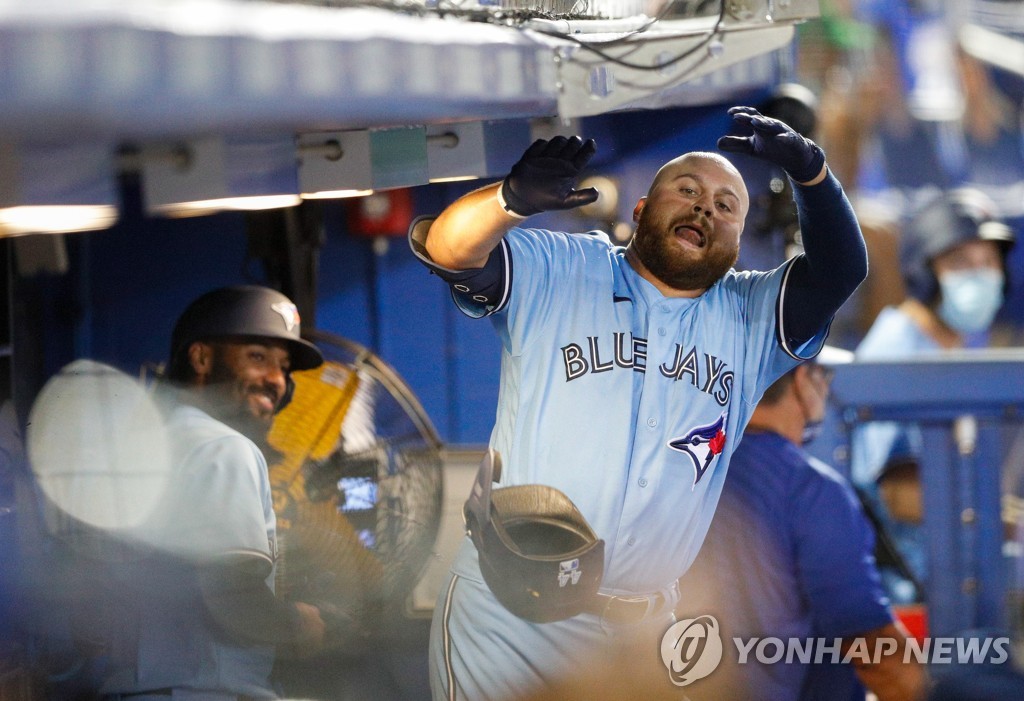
411,106 -> 868,700
92,285 -> 327,701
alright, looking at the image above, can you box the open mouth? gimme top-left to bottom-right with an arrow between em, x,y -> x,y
250,391 -> 278,415
674,224 -> 706,248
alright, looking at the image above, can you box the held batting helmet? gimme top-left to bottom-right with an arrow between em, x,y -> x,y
901,188 -> 1016,304
464,450 -> 605,623
166,286 -> 323,407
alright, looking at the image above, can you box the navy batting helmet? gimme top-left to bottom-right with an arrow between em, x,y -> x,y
901,188 -> 1015,304
464,450 -> 605,623
167,285 -> 323,384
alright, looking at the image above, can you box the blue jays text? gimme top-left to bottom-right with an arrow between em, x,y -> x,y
560,332 -> 733,406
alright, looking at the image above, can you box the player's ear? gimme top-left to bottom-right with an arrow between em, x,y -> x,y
791,364 -> 814,405
632,197 -> 647,223
188,341 -> 214,380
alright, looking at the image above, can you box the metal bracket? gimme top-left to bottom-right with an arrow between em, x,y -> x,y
552,0 -> 820,119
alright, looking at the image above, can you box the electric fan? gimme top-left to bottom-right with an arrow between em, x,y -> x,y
266,329 -> 444,651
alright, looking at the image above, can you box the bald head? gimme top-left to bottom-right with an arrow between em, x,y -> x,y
648,152 -> 750,219
627,150 -> 749,296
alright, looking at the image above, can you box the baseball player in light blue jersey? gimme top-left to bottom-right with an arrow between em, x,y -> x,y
411,106 -> 868,701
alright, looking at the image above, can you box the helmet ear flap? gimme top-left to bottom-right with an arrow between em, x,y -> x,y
276,373 -> 296,414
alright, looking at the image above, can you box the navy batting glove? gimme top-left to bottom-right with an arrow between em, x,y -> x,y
717,106 -> 826,183
499,136 -> 600,217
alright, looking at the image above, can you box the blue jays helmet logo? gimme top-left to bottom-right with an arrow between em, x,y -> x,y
270,301 -> 300,332
668,412 -> 728,489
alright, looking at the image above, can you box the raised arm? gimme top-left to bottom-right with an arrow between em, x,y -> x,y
424,136 -> 600,270
719,106 -> 867,351
424,182 -> 519,270
783,169 -> 867,348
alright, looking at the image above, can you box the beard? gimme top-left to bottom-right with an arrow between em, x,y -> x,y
630,207 -> 739,292
202,353 -> 280,447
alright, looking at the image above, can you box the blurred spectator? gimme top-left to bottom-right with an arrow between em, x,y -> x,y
851,188 -> 1016,602
800,1 -> 1024,341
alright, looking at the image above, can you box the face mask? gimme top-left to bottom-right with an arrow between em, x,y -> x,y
937,269 -> 1004,335
799,365 -> 830,446
801,419 -> 823,446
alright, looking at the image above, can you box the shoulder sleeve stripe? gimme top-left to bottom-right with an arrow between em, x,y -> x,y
775,256 -> 803,361
222,548 -> 274,559
491,237 -> 512,315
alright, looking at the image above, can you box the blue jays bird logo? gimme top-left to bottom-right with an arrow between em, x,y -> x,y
271,301 -> 300,332
668,413 -> 728,489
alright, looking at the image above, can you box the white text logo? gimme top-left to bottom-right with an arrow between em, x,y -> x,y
735,636 -> 1011,666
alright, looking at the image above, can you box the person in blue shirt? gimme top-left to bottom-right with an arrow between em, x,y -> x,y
676,347 -> 928,701
412,106 -> 868,701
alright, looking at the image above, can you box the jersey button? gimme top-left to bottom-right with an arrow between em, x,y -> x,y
657,327 -> 666,336
646,417 -> 657,428
627,537 -> 636,546
638,478 -> 648,487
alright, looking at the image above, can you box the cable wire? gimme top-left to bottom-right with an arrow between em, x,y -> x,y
270,0 -> 726,74
530,0 -> 724,72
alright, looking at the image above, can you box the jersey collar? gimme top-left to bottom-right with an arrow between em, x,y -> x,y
611,247 -> 634,303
